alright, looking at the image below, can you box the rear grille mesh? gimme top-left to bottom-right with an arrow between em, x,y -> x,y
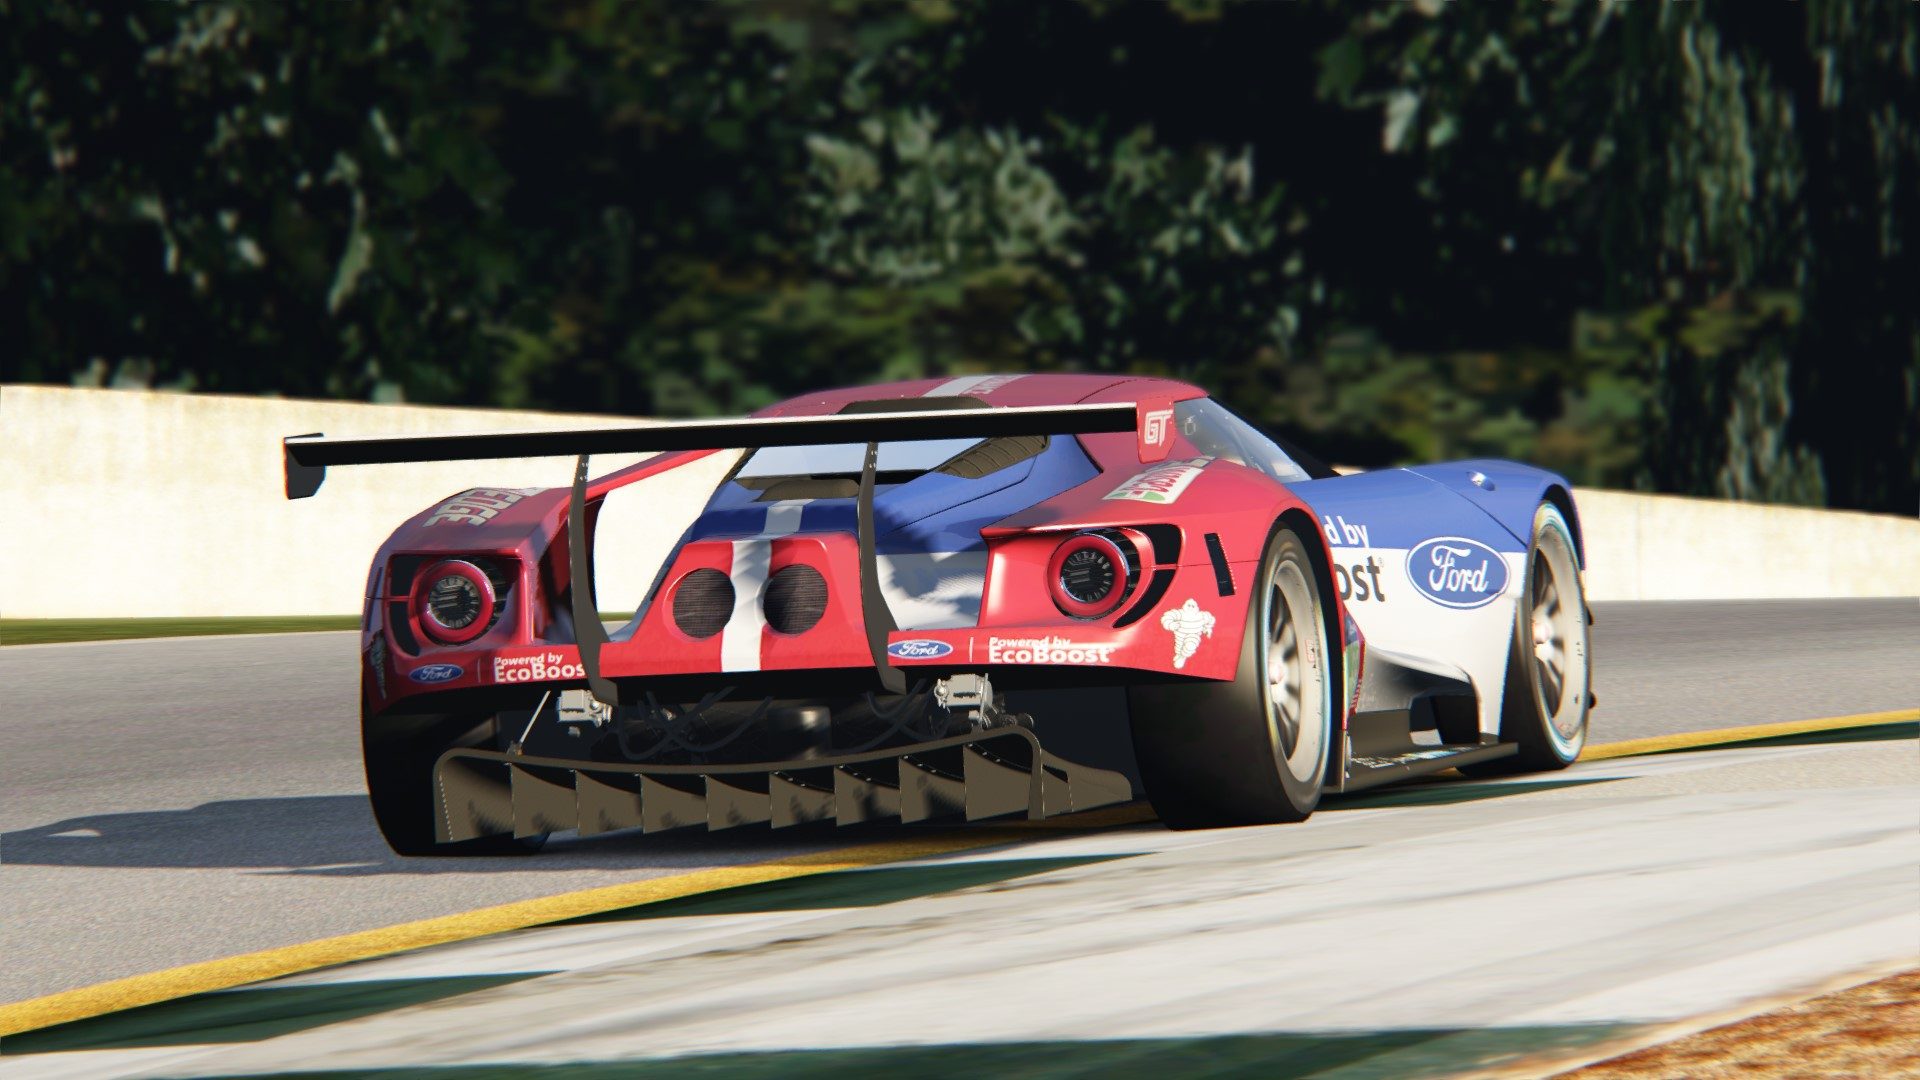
672,569 -> 735,638
763,564 -> 828,635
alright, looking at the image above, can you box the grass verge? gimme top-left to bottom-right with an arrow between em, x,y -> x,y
1,617 -> 362,646
1,614 -> 638,646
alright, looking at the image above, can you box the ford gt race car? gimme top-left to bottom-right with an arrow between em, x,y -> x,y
284,374 -> 1592,855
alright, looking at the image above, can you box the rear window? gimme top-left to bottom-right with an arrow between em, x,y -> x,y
1174,399 -> 1316,484
734,438 -> 985,479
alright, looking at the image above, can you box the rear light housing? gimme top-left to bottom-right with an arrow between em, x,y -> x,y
1047,531 -> 1141,619
412,559 -> 497,645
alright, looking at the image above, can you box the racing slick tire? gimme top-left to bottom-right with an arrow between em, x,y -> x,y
1128,518 -> 1336,829
363,699 -> 546,857
1462,501 -> 1591,776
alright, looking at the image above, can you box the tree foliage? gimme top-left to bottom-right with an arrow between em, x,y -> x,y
3,0 -> 1913,512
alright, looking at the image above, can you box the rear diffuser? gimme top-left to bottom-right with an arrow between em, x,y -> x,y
434,727 -> 1134,843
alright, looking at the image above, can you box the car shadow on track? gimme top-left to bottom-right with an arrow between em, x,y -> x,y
0,795 -> 930,876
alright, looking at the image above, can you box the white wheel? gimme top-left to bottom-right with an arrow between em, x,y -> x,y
1501,502 -> 1590,769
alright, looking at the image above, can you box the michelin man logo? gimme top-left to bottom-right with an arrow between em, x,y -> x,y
1160,598 -> 1216,669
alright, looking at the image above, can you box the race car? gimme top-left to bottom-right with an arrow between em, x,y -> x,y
284,373 -> 1592,855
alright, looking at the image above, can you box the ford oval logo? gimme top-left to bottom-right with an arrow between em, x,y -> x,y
886,639 -> 954,660
408,663 -> 465,684
1406,537 -> 1510,609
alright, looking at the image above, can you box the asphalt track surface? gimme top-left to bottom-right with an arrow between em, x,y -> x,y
2,598 -> 1915,1007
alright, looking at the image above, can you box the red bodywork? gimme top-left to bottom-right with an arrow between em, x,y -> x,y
361,374 -> 1345,714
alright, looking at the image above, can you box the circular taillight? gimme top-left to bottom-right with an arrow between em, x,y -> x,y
764,564 -> 828,635
414,560 -> 496,645
1047,533 -> 1134,619
672,568 -> 736,639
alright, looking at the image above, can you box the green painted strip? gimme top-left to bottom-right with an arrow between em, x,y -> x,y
0,975 -> 542,1056
1642,719 -> 1918,755
1325,776 -> 1617,811
556,856 -> 1122,926
186,1024 -> 1639,1079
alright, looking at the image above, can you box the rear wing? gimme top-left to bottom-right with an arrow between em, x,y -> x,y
283,402 -> 1140,500
283,400 -> 1142,703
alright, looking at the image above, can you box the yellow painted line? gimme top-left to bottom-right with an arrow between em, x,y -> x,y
1583,707 -> 1919,762
0,828 -> 1040,1039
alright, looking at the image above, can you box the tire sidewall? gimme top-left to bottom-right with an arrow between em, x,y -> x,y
362,697 -> 545,856
1258,526 -> 1334,817
1507,503 -> 1590,765
1125,516 -> 1336,828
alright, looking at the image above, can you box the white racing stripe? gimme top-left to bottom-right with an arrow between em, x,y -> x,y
924,374 -> 996,397
718,501 -> 810,671
719,540 -> 771,672
924,373 -> 1024,398
761,499 -> 807,536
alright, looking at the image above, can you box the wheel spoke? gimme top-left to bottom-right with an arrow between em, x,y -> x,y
1260,556 -> 1329,783
1538,655 -> 1563,709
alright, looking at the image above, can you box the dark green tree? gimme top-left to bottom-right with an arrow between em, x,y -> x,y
4,0 -> 1913,512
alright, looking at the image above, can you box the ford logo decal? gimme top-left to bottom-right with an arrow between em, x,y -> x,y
886,639 -> 954,660
408,663 -> 465,684
1406,537 -> 1510,609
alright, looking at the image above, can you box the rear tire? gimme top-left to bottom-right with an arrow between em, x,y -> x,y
1128,520 -> 1335,829
363,695 -> 546,857
1463,502 -> 1590,776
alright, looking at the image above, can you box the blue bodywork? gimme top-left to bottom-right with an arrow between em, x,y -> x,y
1289,460 -> 1579,562
686,435 -> 1100,554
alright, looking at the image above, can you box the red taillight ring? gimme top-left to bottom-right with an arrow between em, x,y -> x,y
1047,532 -> 1132,619
413,559 -> 496,645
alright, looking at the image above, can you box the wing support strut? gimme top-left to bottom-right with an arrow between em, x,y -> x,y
858,440 -> 906,694
570,454 -> 621,707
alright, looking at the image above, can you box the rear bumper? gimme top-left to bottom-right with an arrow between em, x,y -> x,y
372,615 -> 1234,713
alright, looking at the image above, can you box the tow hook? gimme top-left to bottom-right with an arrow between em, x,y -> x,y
933,673 -> 1030,730
510,688 -> 611,755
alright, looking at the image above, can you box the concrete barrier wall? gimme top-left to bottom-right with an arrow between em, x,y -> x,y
1573,489 -> 1919,601
2,386 -> 1915,618
0,386 -> 738,619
